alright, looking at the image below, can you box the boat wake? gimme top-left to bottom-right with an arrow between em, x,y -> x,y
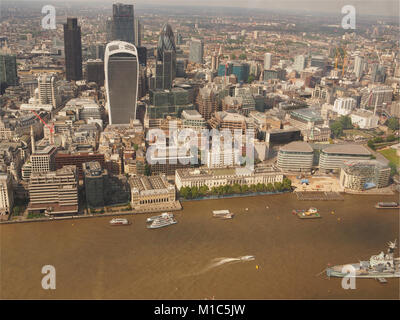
182,256 -> 255,277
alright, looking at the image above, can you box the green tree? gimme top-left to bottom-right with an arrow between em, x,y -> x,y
282,178 -> 292,191
239,53 -> 247,60
144,164 -> 151,176
388,162 -> 398,177
266,183 -> 274,192
387,118 -> 399,131
330,121 -> 343,137
274,182 -> 283,192
367,139 -> 376,150
241,184 -> 249,193
231,54 -> 236,60
386,135 -> 396,142
247,74 -> 255,83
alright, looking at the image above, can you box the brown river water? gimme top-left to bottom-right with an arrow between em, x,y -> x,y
0,193 -> 399,299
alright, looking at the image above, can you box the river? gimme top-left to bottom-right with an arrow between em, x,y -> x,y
0,193 -> 399,299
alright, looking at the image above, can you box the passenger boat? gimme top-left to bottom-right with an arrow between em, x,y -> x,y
292,207 -> 321,219
109,218 -> 131,225
147,216 -> 177,229
146,212 -> 174,223
213,210 -> 234,219
375,202 -> 400,209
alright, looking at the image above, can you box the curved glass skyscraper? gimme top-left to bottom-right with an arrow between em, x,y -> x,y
105,41 -> 139,124
157,24 -> 176,61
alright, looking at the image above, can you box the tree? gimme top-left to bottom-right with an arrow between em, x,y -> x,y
239,53 -> 247,60
282,178 -> 292,191
339,116 -> 353,129
387,118 -> 399,131
144,164 -> 151,176
367,139 -> 376,150
231,54 -> 236,60
274,182 -> 283,192
386,135 -> 396,142
266,183 -> 274,192
330,121 -> 343,137
247,75 -> 255,83
388,162 -> 398,177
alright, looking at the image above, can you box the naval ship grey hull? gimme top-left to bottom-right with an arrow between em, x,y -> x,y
326,261 -> 400,278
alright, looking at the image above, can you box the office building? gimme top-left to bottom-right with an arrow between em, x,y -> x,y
105,41 -> 139,124
196,84 -> 220,120
350,109 -> 379,129
277,141 -> 314,172
86,59 -> 104,86
55,152 -> 105,180
63,18 -> 83,81
111,3 -> 134,44
340,160 -> 390,191
189,38 -> 204,64
154,24 -> 176,90
134,18 -> 141,47
319,144 -> 372,172
0,54 -> 18,92
293,55 -> 306,72
354,56 -> 364,79
0,172 -> 14,215
333,97 -> 356,116
30,146 -> 57,173
264,53 -> 272,70
37,74 -> 60,107
175,166 -> 283,190
83,161 -> 109,208
129,175 -> 177,208
28,165 -> 78,215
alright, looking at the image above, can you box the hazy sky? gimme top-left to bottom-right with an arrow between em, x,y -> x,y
7,0 -> 400,17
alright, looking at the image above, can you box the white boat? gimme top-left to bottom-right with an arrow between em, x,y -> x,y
147,216 -> 177,229
240,255 -> 255,261
213,210 -> 234,219
109,218 -> 130,226
146,212 -> 174,223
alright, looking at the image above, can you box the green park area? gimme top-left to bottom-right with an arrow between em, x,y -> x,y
379,148 -> 400,168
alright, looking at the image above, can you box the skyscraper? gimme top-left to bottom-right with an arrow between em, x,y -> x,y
264,53 -> 272,70
189,38 -> 204,64
293,55 -> 306,72
111,3 -> 134,44
105,41 -> 139,124
37,74 -> 59,107
86,59 -> 105,86
134,18 -> 141,47
63,18 -> 83,81
354,56 -> 364,79
0,54 -> 18,92
155,24 -> 176,90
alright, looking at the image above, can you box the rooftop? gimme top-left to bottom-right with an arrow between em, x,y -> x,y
280,141 -> 313,153
322,144 -> 371,156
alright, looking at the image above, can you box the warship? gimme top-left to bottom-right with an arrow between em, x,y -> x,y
326,240 -> 400,278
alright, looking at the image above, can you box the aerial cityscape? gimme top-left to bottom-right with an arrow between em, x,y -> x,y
0,0 -> 399,301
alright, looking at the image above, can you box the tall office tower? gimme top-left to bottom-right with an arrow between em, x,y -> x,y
371,63 -> 386,83
155,24 -> 176,90
211,52 -> 218,71
111,3 -> 134,44
30,145 -> 57,173
134,18 -> 141,47
136,46 -> 147,67
264,53 -> 272,70
354,56 -> 364,79
0,54 -> 18,92
86,59 -> 105,86
189,38 -> 204,64
63,18 -> 83,81
175,32 -> 183,45
106,18 -> 113,42
293,55 -> 306,72
105,41 -> 139,124
0,172 -> 14,215
83,161 -> 109,208
37,74 -> 59,107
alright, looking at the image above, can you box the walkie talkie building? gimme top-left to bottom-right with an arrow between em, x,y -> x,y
105,41 -> 139,124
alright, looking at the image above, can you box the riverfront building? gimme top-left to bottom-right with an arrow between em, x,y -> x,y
83,161 -> 109,208
175,166 -> 283,190
129,175 -> 177,208
28,165 -> 78,215
0,172 -> 14,215
339,160 -> 391,191
319,144 -> 372,172
277,141 -> 314,172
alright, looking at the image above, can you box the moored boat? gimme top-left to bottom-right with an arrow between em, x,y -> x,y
292,207 -> 321,219
147,216 -> 177,229
109,218 -> 131,225
375,202 -> 400,209
146,212 -> 174,223
213,210 -> 234,219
